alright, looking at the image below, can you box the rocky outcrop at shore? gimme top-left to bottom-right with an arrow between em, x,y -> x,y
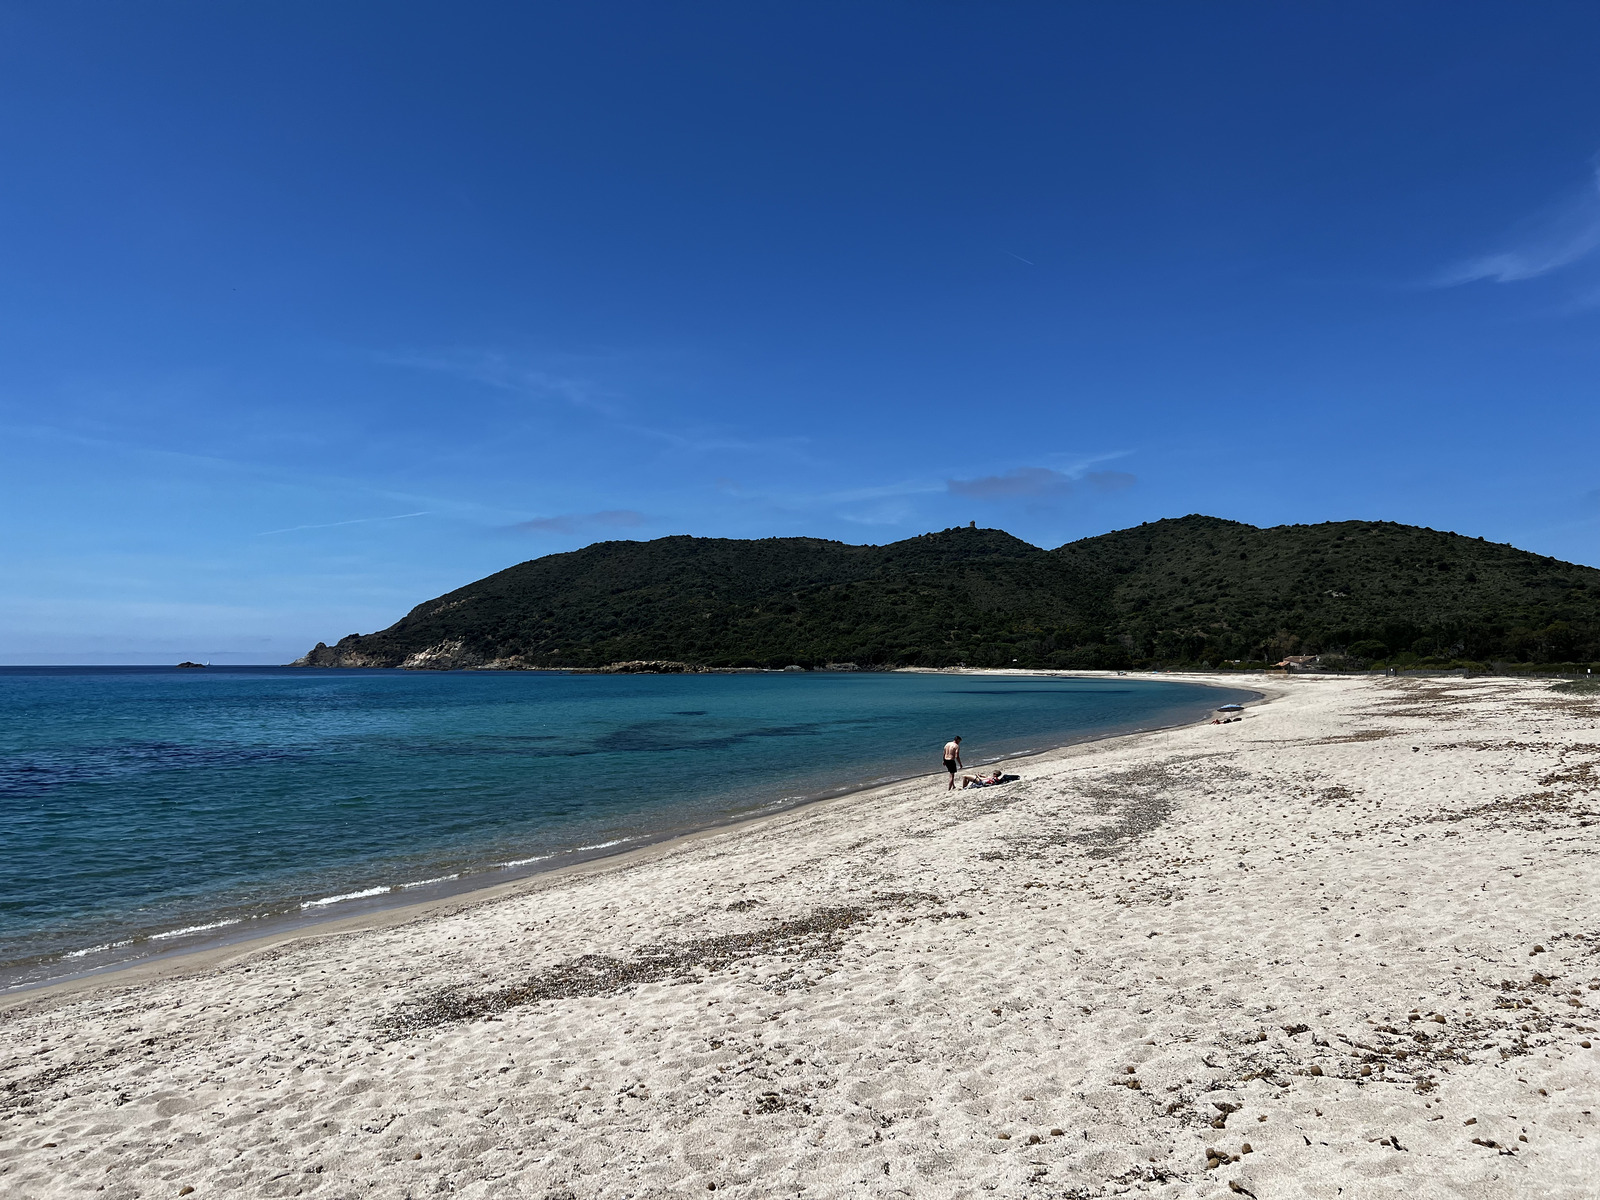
398,640 -> 485,671
289,641 -> 710,673
291,636 -> 486,670
577,660 -> 707,674
291,636 -> 399,668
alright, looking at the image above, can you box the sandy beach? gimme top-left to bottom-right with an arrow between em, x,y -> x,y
3,672 -> 1598,1199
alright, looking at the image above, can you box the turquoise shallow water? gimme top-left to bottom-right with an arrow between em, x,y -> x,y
0,667 -> 1254,987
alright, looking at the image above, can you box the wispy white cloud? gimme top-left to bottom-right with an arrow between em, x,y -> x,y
949,466 -> 1074,500
718,455 -> 1133,527
1,420 -> 503,524
510,509 -> 646,535
838,499 -> 919,526
257,511 -> 432,536
819,479 -> 946,505
948,462 -> 1137,503
616,420 -> 811,459
698,476 -> 941,528
377,350 -> 624,416
1085,470 -> 1136,492
1437,167 -> 1600,285
380,348 -> 812,461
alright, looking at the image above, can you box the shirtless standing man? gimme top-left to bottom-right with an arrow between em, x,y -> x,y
943,735 -> 963,790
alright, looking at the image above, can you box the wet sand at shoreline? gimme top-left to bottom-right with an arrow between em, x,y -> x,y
3,673 -> 1598,1198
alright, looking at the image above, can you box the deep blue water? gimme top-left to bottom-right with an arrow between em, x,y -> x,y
0,667 -> 1254,987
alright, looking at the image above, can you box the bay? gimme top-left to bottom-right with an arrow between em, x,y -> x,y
0,667 -> 1254,989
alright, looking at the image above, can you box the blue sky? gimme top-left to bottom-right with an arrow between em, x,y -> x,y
5,2 -> 1600,663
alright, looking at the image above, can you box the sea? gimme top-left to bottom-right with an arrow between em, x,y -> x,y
0,667 -> 1256,991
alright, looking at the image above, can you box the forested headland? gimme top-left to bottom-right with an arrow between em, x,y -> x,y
295,516 -> 1600,672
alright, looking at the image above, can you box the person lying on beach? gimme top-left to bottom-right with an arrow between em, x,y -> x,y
961,769 -> 1006,789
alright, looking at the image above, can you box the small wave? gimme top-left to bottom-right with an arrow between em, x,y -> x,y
493,854 -> 553,869
747,796 -> 802,815
63,939 -> 134,959
300,886 -> 391,909
571,837 -> 631,853
399,874 -> 460,889
491,838 -> 630,870
149,918 -> 243,941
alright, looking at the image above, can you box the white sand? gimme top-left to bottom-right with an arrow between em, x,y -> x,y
3,673 -> 1598,1199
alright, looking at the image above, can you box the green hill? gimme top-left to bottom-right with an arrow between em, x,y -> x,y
294,516 -> 1600,671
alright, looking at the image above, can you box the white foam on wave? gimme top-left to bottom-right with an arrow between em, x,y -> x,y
492,837 -> 631,871
63,938 -> 134,959
300,886 -> 391,909
399,874 -> 460,889
149,918 -> 243,941
751,794 -> 806,813
493,854 -> 553,870
572,837 -> 631,853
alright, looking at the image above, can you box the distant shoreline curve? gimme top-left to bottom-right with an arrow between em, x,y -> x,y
0,669 -> 1269,1007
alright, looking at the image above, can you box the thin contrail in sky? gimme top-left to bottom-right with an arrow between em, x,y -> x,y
1004,251 -> 1035,266
257,511 -> 432,536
